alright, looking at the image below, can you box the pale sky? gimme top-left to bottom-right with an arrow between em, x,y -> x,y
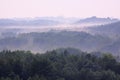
0,0 -> 120,18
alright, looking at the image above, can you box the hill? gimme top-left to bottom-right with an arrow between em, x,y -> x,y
0,31 -> 112,54
87,21 -> 120,38
87,21 -> 120,54
75,16 -> 118,24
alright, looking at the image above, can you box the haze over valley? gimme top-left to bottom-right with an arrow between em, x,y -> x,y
0,16 -> 120,55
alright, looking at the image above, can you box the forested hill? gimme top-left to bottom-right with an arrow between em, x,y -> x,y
0,31 -> 112,54
0,49 -> 120,80
86,21 -> 120,54
87,21 -> 120,38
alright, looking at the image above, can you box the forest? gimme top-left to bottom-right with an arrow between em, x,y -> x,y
0,48 -> 120,80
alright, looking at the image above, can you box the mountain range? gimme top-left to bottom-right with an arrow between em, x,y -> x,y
0,16 -> 119,26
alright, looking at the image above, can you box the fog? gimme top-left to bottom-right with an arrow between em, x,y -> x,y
0,23 -> 109,35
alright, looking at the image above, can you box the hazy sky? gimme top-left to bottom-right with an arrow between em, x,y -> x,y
0,0 -> 120,18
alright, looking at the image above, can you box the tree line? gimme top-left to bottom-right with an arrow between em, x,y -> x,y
0,49 -> 120,80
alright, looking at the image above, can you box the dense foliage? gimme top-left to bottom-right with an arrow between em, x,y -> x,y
0,49 -> 120,80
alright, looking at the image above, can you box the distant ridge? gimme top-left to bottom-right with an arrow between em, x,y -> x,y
0,18 -> 60,26
75,16 -> 119,24
0,16 -> 119,26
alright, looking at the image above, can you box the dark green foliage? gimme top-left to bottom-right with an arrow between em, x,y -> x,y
0,49 -> 120,80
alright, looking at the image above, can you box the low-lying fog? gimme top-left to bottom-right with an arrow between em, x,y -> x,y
0,23 -> 108,35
